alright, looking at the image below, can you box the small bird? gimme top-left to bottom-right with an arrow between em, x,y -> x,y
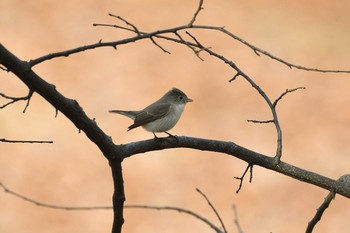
109,87 -> 193,138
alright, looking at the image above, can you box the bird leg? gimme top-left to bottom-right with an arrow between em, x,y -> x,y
165,131 -> 176,138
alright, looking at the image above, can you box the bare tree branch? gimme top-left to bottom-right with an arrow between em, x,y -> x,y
0,138 -> 52,144
273,87 -> 306,107
212,26 -> 350,74
0,43 -> 125,233
120,136 -> 350,199
1,1 -> 350,232
180,38 -> 284,162
108,13 -> 141,36
247,87 -> 305,123
0,181 -> 224,233
196,188 -> 228,233
24,0 -> 347,165
306,191 -> 335,233
188,0 -> 204,26
234,164 -> 253,193
232,205 -> 244,233
149,36 -> 171,54
30,0 -> 350,75
306,174 -> 350,233
125,204 -> 224,233
175,31 -> 204,60
0,90 -> 33,112
0,182 -> 110,210
247,119 -> 274,124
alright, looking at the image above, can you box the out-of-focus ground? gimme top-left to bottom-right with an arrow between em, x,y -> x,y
1,0 -> 350,232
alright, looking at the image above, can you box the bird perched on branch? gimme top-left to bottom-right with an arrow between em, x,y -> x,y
109,87 -> 193,138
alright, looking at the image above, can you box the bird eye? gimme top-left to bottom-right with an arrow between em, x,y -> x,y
178,95 -> 184,101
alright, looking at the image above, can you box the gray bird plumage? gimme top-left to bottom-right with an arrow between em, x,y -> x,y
109,88 -> 192,136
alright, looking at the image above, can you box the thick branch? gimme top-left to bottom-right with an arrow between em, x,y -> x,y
110,160 -> 125,233
0,43 -> 119,158
120,136 -> 350,199
0,43 -> 126,233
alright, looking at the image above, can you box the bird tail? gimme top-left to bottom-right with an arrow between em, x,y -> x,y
109,110 -> 139,120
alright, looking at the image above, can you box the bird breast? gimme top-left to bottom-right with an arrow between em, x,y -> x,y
142,103 -> 186,132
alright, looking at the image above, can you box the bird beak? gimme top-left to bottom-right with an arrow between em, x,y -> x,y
187,98 -> 193,103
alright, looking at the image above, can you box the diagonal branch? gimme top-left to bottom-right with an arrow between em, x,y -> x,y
0,43 -> 126,233
273,87 -> 306,107
306,174 -> 350,233
199,25 -> 350,74
306,191 -> 335,233
108,13 -> 141,36
0,43 -> 119,157
232,205 -> 244,233
188,0 -> 204,26
196,188 -> 228,233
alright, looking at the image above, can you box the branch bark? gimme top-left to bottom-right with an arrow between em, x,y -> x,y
1,41 -> 350,233
120,136 -> 350,199
1,1 -> 350,232
1,24 -> 350,231
0,43 -> 126,233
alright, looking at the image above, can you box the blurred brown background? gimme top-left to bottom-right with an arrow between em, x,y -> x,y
1,0 -> 350,232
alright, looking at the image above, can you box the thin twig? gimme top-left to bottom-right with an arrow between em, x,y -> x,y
211,26 -> 350,74
246,87 -> 304,151
0,90 -> 33,112
248,87 -> 305,123
188,0 -> 204,26
305,191 -> 335,233
247,119 -> 274,124
0,181 -> 223,232
125,204 -> 223,233
0,182 -> 109,210
234,164 -> 253,193
92,23 -> 134,33
229,73 -> 240,82
196,188 -> 228,233
186,31 -> 203,47
108,13 -> 141,36
273,87 -> 306,107
175,32 -> 204,61
185,31 -> 210,59
150,36 -> 171,54
0,138 -> 53,143
233,205 -> 244,233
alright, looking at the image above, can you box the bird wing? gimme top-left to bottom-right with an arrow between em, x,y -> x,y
128,103 -> 171,131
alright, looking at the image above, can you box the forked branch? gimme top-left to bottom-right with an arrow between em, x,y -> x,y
0,90 -> 33,112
